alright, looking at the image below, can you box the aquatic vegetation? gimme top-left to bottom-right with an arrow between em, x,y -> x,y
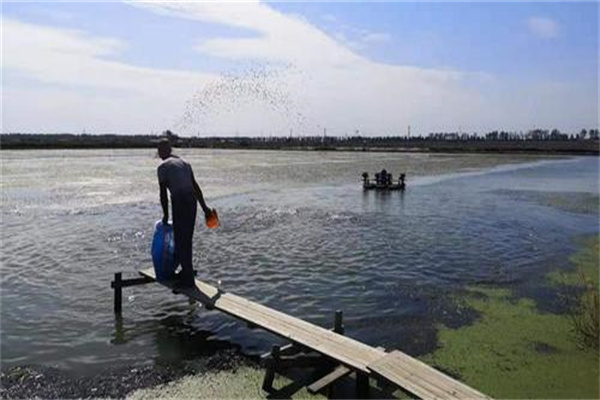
534,192 -> 599,215
422,236 -> 600,399
423,287 -> 598,398
548,236 -> 599,287
549,236 -> 599,349
571,268 -> 599,349
127,366 -> 326,399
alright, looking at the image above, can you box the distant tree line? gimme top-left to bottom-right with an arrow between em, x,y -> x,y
0,133 -> 160,149
427,128 -> 599,141
1,127 -> 598,154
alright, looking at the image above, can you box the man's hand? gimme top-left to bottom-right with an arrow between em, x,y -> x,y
162,215 -> 169,225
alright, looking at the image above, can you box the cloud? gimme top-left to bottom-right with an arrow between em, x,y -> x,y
132,2 -> 488,135
2,18 -> 218,133
2,3 -> 595,135
138,2 -> 361,68
527,16 -> 560,39
360,32 -> 392,44
28,7 -> 76,23
333,28 -> 392,51
322,14 -> 338,23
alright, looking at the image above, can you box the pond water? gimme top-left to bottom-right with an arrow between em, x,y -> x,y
1,150 -> 597,375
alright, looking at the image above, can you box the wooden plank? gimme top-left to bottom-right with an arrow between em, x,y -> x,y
111,276 -> 154,288
390,351 -> 488,399
307,365 -> 351,394
139,268 -> 384,372
367,351 -> 490,400
139,268 -> 489,400
222,298 -> 382,366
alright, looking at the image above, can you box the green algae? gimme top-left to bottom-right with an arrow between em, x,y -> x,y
128,237 -> 599,399
127,366 -> 326,399
422,236 -> 600,399
125,364 -> 400,399
533,192 -> 599,215
548,236 -> 599,287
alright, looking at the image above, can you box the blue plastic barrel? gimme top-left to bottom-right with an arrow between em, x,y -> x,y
151,220 -> 175,281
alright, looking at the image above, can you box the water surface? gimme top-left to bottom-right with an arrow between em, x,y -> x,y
1,150 -> 597,375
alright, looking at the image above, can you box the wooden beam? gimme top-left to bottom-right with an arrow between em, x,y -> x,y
111,272 -> 156,314
307,365 -> 351,394
111,276 -> 154,288
260,343 -> 303,360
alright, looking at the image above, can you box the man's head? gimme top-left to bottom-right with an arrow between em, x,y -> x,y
157,138 -> 172,160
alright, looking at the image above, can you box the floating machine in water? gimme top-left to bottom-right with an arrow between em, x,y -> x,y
362,170 -> 406,190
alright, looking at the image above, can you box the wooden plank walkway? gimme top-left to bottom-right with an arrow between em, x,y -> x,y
368,351 -> 489,399
139,268 -> 383,373
138,268 -> 490,399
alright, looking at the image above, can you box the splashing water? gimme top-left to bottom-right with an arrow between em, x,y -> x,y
175,64 -> 309,136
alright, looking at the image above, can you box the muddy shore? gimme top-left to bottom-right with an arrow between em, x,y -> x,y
1,350 -> 253,399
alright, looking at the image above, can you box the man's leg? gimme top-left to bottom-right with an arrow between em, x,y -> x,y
172,195 -> 197,286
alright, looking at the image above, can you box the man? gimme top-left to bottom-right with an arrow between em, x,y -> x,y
157,138 -> 212,288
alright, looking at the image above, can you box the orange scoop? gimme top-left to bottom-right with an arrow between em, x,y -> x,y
206,208 -> 220,229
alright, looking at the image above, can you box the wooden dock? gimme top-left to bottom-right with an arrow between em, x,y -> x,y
114,268 -> 490,399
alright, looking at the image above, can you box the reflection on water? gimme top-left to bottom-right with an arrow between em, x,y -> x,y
0,150 -> 598,375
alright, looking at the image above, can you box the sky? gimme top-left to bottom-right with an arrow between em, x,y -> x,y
2,1 -> 598,137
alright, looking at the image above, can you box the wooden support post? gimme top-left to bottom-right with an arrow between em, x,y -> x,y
113,272 -> 122,314
356,372 -> 370,399
111,273 -> 155,314
334,310 -> 344,335
262,345 -> 280,392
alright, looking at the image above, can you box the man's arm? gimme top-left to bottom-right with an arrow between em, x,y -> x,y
160,183 -> 169,224
191,170 -> 211,215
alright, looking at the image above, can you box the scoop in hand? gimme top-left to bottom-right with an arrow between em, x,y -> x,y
206,208 -> 220,229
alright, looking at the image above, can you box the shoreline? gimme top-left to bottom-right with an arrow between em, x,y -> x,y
1,134 -> 598,155
1,145 -> 598,156
0,349 -> 257,399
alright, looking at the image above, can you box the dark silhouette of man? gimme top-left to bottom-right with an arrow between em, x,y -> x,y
157,138 -> 212,288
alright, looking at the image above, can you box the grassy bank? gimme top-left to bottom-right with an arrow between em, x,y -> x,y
422,236 -> 600,399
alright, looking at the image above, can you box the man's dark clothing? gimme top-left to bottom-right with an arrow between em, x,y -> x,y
158,156 -> 197,286
171,194 -> 197,285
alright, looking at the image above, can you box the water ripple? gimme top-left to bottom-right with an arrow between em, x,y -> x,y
1,152 -> 598,373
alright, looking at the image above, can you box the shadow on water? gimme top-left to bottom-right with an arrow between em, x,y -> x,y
112,311 -> 243,363
361,186 -> 405,208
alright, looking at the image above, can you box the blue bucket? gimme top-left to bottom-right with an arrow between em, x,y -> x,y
151,220 -> 175,281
